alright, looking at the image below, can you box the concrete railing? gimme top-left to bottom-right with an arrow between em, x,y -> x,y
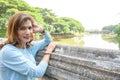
36,44 -> 120,80
1,38 -> 120,80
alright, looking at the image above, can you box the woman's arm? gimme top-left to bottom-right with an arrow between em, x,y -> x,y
2,44 -> 55,78
31,24 -> 52,56
42,42 -> 56,63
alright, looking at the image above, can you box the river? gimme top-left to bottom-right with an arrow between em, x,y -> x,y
81,34 -> 119,50
54,34 -> 119,50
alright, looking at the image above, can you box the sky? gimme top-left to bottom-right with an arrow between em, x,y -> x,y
24,0 -> 120,30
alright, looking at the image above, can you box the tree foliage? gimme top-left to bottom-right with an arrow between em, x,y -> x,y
0,0 -> 84,37
102,24 -> 120,35
114,24 -> 120,36
60,17 -> 84,33
102,25 -> 116,32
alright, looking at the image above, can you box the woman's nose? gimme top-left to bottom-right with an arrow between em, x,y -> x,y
25,28 -> 31,33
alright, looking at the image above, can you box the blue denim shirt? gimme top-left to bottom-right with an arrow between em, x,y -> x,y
0,33 -> 52,80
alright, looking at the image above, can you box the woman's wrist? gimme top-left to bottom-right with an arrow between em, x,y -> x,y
40,29 -> 46,34
45,53 -> 51,56
45,49 -> 52,54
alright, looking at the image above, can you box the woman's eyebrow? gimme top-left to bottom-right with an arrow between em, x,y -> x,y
20,26 -> 32,28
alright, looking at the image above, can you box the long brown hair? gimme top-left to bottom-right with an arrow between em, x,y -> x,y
0,12 -> 36,49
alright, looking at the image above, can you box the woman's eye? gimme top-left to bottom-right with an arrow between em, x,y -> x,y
28,27 -> 33,30
19,26 -> 26,30
19,26 -> 33,30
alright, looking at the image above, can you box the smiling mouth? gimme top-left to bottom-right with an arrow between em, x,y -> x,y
24,36 -> 31,39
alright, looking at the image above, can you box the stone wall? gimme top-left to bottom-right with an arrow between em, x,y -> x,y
36,44 -> 120,80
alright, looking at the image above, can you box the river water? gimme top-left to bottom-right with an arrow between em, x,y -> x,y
54,34 -> 119,50
81,34 -> 119,50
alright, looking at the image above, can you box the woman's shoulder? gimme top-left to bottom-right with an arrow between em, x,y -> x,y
2,44 -> 17,51
1,44 -> 22,58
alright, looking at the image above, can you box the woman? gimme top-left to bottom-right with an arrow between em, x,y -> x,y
0,12 -> 56,80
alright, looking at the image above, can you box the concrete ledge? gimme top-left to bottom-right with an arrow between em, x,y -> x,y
36,44 -> 120,80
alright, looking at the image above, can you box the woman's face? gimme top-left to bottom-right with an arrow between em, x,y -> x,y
18,20 -> 33,44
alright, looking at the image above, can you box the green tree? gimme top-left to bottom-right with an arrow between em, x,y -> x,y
0,0 -> 85,37
102,25 -> 116,32
40,8 -> 57,31
53,19 -> 70,33
114,24 -> 120,36
60,17 -> 84,33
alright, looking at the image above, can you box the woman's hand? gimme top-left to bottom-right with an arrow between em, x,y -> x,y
42,42 -> 56,63
33,25 -> 44,33
45,42 -> 56,54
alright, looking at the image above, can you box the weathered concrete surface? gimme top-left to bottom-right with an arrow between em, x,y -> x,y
36,44 -> 120,80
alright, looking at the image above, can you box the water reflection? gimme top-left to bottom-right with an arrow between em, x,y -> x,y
54,34 -> 119,50
114,37 -> 120,50
82,34 -> 119,50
